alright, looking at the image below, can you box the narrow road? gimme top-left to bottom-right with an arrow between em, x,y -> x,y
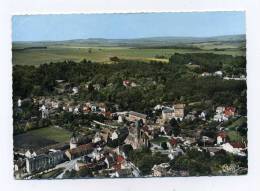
92,120 -> 118,129
55,157 -> 82,179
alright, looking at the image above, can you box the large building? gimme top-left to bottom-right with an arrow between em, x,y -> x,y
26,151 -> 65,174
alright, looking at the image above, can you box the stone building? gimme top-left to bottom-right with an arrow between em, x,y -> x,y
124,120 -> 149,150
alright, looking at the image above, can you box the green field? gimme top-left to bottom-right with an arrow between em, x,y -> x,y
28,127 -> 72,142
12,39 -> 245,66
14,127 -> 72,150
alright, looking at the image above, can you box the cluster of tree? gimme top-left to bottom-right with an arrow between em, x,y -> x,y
13,103 -> 106,134
170,148 -> 247,176
154,55 -> 167,59
169,53 -> 246,75
128,148 -> 169,175
55,112 -> 106,132
107,127 -> 129,148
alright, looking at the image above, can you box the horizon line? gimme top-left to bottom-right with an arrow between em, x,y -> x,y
12,33 -> 246,43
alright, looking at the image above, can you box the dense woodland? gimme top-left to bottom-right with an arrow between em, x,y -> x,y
13,53 -> 247,115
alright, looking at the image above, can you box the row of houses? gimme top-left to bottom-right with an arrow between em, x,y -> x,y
200,71 -> 223,77
200,71 -> 246,81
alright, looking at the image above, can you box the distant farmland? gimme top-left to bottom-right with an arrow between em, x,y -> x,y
12,38 -> 245,66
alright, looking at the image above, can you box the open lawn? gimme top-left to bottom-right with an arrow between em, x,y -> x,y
28,127 -> 72,142
14,127 -> 72,151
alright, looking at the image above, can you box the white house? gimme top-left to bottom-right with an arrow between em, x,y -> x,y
111,131 -> 118,140
25,150 -> 37,158
201,72 -> 212,77
154,104 -> 163,110
51,101 -> 59,109
92,132 -> 102,143
73,107 -> 79,114
199,111 -> 206,121
213,113 -> 228,122
160,126 -> 166,135
214,106 -> 228,122
131,82 -> 137,87
118,115 -> 124,123
90,149 -> 103,161
91,105 -> 97,112
70,136 -> 79,149
162,107 -> 175,121
68,107 -> 73,112
39,105 -> 48,119
214,71 -> 223,77
72,87 -> 79,94
217,136 -> 223,145
18,99 -> 22,107
216,106 -> 225,114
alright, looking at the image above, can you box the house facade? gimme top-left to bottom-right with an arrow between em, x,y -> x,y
173,104 -> 185,121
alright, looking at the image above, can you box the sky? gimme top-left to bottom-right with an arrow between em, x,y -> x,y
12,12 -> 245,41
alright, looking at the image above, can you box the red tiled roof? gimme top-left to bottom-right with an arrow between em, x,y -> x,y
69,143 -> 94,155
116,155 -> 125,163
218,132 -> 227,139
169,138 -> 177,145
230,142 -> 246,148
123,80 -> 130,85
224,107 -> 236,116
225,107 -> 236,112
113,163 -> 121,170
